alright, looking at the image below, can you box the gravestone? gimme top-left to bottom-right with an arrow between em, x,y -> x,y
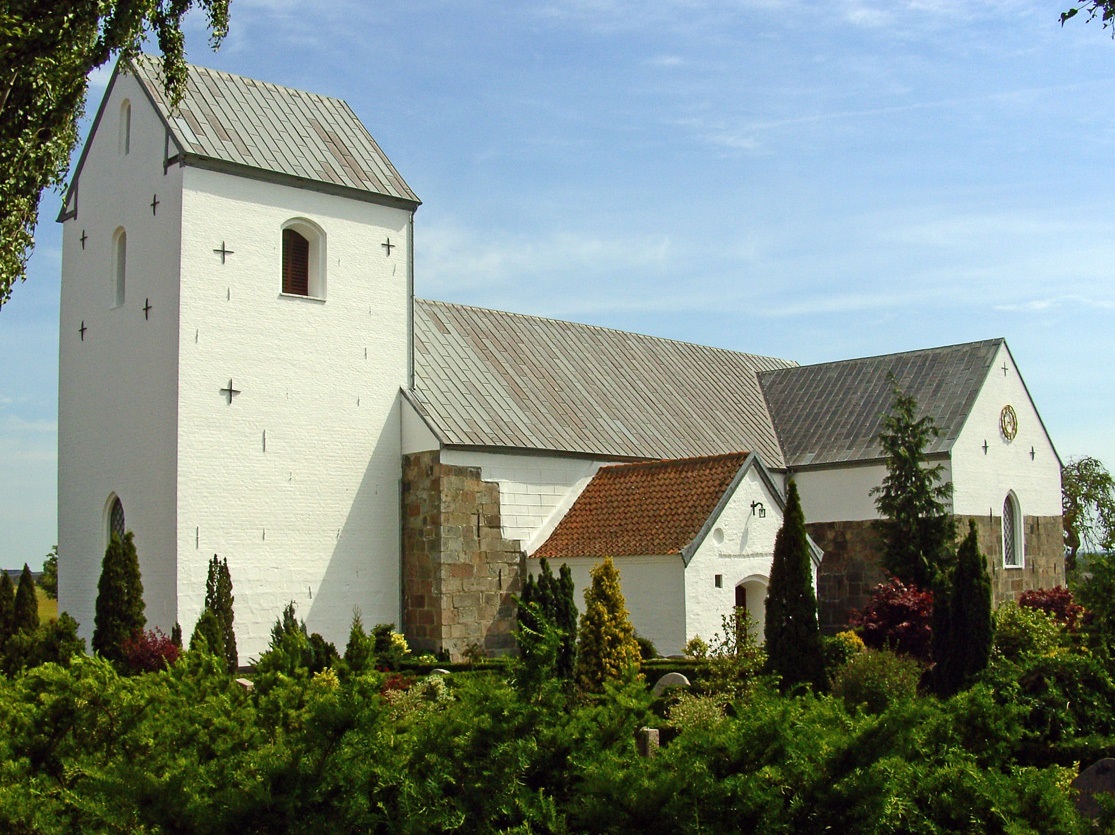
651,671 -> 691,698
1073,758 -> 1115,821
636,727 -> 660,758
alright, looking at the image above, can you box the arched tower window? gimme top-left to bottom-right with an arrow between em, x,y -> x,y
281,219 -> 326,298
112,227 -> 127,307
119,100 -> 131,154
1003,492 -> 1023,568
108,496 -> 126,544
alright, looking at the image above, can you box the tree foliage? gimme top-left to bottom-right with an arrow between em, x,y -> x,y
38,546 -> 58,599
0,0 -> 230,307
937,521 -> 992,696
1061,1 -> 1115,32
850,578 -> 935,661
92,531 -> 145,663
13,564 -> 39,635
574,556 -> 641,693
872,381 -> 956,590
764,481 -> 825,692
0,573 -> 14,648
516,558 -> 578,687
1061,455 -> 1115,572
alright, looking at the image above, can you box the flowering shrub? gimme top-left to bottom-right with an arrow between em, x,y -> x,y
121,627 -> 180,674
849,578 -> 934,660
1019,586 -> 1084,631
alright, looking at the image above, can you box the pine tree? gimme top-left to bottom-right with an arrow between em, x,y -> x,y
343,609 -> 374,676
204,555 -> 237,671
13,564 -> 39,634
574,556 -> 641,693
764,482 -> 825,692
937,520 -> 992,696
190,608 -> 223,655
0,571 -> 14,647
93,531 -> 146,663
872,381 -> 956,590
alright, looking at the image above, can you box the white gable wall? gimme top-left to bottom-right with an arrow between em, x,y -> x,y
176,166 -> 412,661
58,70 -> 184,640
951,343 -> 1061,521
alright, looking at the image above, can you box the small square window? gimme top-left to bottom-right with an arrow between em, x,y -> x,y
714,574 -> 723,588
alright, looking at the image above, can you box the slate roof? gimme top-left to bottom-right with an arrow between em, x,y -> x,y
533,452 -> 751,559
758,339 -> 1003,468
410,299 -> 794,466
126,56 -> 419,207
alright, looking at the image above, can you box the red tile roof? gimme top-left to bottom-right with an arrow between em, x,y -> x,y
533,452 -> 751,559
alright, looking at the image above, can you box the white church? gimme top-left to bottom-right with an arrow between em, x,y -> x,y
57,57 -> 1065,663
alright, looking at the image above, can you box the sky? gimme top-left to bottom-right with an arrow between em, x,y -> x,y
3,0 -> 1115,569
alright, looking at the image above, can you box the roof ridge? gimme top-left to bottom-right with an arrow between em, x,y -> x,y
415,298 -> 796,367
761,337 -> 1004,376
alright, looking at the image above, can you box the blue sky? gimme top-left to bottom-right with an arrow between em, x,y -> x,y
3,0 -> 1115,569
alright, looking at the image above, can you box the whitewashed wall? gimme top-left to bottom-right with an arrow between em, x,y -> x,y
441,450 -> 608,547
685,465 -> 792,649
58,70 -> 184,641
952,343 -> 1061,520
176,166 -> 413,662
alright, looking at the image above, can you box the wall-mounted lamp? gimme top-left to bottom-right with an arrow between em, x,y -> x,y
750,501 -> 766,518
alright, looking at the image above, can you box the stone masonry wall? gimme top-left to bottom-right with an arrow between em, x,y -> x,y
809,514 -> 1064,634
402,451 -> 522,661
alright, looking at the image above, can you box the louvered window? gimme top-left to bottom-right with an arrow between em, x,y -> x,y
282,228 -> 310,295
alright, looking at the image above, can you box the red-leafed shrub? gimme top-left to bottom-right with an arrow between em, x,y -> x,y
1019,586 -> 1084,631
380,673 -> 411,696
121,627 -> 181,674
849,578 -> 934,661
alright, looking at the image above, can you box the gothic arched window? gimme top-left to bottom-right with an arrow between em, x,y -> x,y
113,227 -> 127,307
1003,492 -> 1023,568
119,99 -> 131,154
109,496 -> 126,543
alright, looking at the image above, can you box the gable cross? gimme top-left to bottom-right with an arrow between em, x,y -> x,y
80,230 -> 88,249
143,298 -> 152,320
220,379 -> 242,405
1001,362 -> 1009,376
381,237 -> 395,256
151,194 -> 160,215
79,320 -> 87,341
982,440 -> 989,455
213,241 -> 234,264
1030,446 -> 1036,461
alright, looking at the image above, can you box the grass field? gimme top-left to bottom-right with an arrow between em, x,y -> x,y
36,587 -> 57,622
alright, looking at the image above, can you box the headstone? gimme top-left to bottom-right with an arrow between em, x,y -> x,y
432,668 -> 451,675
235,677 -> 254,690
1073,758 -> 1115,821
636,727 -> 660,758
651,671 -> 691,698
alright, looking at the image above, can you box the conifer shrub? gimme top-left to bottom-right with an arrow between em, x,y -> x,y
343,610 -> 375,676
850,577 -> 934,660
517,558 -> 578,681
574,556 -> 641,693
0,612 -> 84,676
255,602 -> 338,677
0,571 -> 14,648
1019,586 -> 1084,631
203,555 -> 237,671
371,623 -> 409,670
121,627 -> 181,674
937,520 -> 992,696
92,531 -> 146,664
823,630 -> 865,680
13,564 -> 39,634
189,608 -> 223,656
830,648 -> 923,714
764,481 -> 824,692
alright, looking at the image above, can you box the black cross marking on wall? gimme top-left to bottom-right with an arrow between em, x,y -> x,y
151,194 -> 160,215
1001,362 -> 1009,376
143,298 -> 152,320
220,379 -> 241,405
982,440 -> 989,454
381,237 -> 395,256
1030,446 -> 1036,461
214,242 -> 234,264
79,321 -> 87,341
80,230 -> 88,249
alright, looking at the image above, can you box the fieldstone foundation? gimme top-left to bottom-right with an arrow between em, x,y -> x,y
402,451 -> 522,661
809,514 -> 1064,634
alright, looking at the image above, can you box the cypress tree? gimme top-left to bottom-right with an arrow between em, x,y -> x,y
516,559 -> 578,681
343,609 -> 374,675
764,481 -> 825,692
204,555 -> 237,671
0,571 -> 14,647
13,563 -> 39,634
574,556 -> 641,693
93,531 -> 146,663
937,520 -> 992,695
189,608 -> 223,655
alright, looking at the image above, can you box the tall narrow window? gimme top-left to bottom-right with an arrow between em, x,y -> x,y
119,100 -> 131,154
282,228 -> 310,295
113,228 -> 127,307
109,496 -> 126,543
280,219 -> 326,298
1003,493 -> 1023,567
